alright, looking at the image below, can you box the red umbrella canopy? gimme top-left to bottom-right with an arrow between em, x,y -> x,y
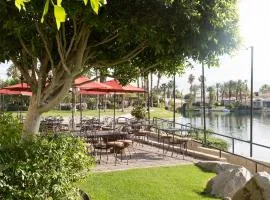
77,81 -> 113,92
73,76 -> 91,86
79,90 -> 108,95
103,80 -> 125,92
3,83 -> 31,91
0,89 -> 32,96
123,84 -> 145,93
105,80 -> 145,93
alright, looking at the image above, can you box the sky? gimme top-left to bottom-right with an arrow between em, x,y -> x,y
157,0 -> 270,93
0,0 -> 269,93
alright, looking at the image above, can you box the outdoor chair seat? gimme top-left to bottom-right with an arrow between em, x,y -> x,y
93,142 -> 112,164
117,139 -> 133,146
107,141 -> 128,164
117,139 -> 135,159
136,130 -> 150,136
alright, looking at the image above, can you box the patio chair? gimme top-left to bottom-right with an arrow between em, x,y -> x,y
169,136 -> 191,159
87,130 -> 112,164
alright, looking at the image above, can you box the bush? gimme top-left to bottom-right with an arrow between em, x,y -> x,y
131,106 -> 146,120
0,114 -> 94,200
189,129 -> 230,151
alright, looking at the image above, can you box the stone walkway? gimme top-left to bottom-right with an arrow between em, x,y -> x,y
92,142 -> 200,173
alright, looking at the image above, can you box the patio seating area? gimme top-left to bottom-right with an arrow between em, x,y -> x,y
39,115 -> 200,170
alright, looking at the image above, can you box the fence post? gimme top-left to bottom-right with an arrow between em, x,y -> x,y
255,163 -> 258,173
232,138 -> 235,154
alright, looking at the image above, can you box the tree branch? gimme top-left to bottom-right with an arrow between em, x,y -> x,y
18,36 -> 35,58
65,19 -> 77,58
35,22 -> 54,68
56,32 -> 72,75
90,32 -> 119,48
95,43 -> 147,67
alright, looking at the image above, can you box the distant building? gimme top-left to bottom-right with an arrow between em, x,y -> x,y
221,98 -> 236,106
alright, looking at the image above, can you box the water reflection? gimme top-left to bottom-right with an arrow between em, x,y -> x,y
178,111 -> 270,161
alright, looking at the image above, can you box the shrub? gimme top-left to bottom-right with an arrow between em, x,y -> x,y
131,106 -> 146,120
0,114 -> 94,200
189,129 -> 230,151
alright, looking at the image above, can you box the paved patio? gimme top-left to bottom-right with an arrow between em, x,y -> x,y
92,142 -> 200,173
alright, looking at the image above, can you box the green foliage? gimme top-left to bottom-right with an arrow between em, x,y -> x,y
0,113 -> 22,147
131,106 -> 146,120
16,0 -> 104,29
189,129 -> 229,151
225,104 -> 235,110
0,114 -> 93,200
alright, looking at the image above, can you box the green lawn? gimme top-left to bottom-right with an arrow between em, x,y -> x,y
11,107 -> 175,119
149,107 -> 175,119
79,165 -> 218,200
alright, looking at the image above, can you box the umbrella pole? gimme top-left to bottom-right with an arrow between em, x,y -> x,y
98,95 -> 101,123
113,93 -> 116,129
173,73 -> 176,127
71,88 -> 75,130
20,95 -> 22,122
80,93 -> 82,129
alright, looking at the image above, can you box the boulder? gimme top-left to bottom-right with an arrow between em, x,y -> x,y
205,167 -> 252,199
196,161 -> 241,174
232,171 -> 270,200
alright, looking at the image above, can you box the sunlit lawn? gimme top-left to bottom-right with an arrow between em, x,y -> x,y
11,107 -> 175,119
79,165 -> 218,200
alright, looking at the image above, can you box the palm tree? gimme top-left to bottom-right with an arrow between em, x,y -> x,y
259,84 -> 270,94
160,83 -> 167,106
216,83 -> 220,102
188,74 -> 195,94
207,86 -> 216,106
166,80 -> 174,99
198,75 -> 206,105
156,72 -> 162,89
228,80 -> 234,101
244,80 -> 248,104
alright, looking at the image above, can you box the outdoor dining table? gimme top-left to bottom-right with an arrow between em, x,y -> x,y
75,130 -> 128,141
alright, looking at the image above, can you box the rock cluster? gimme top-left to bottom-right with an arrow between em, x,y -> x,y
195,161 -> 270,200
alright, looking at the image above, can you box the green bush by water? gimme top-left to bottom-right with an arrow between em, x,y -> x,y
189,129 -> 230,151
0,114 -> 94,200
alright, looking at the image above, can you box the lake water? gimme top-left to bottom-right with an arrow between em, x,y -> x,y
176,111 -> 270,162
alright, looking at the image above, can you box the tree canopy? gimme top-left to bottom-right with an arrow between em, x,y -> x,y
0,0 -> 240,134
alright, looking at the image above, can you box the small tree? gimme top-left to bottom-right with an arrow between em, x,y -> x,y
131,106 -> 146,120
0,0 -> 240,135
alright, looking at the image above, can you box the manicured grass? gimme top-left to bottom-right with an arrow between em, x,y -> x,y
9,109 -> 131,118
79,165 -> 219,200
149,107 -> 175,119
43,109 -> 130,117
11,107 -> 175,119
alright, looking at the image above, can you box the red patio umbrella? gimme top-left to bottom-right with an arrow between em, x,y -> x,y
123,84 -> 145,93
77,81 -> 114,92
79,90 -> 108,95
3,83 -> 31,91
0,89 -> 32,96
73,76 -> 91,86
104,79 -> 145,93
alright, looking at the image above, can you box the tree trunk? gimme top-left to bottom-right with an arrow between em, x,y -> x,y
150,73 -> 153,107
23,95 -> 42,137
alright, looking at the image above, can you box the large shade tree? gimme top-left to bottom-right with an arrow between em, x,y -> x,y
0,0 -> 239,135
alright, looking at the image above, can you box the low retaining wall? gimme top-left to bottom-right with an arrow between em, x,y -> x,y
145,131 -> 270,173
188,140 -> 270,173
